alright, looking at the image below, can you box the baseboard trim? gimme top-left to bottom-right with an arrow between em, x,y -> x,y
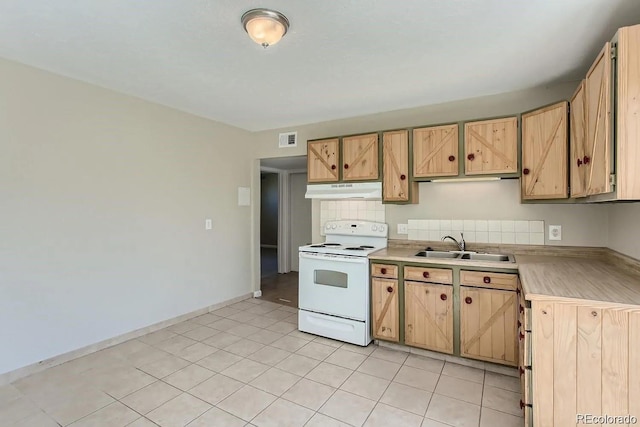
0,292 -> 253,386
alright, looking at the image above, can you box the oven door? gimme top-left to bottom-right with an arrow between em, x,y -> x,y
298,251 -> 369,321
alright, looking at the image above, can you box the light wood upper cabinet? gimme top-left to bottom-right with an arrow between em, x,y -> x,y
371,277 -> 399,342
570,81 -> 588,198
342,133 -> 379,181
585,42 -> 613,196
413,124 -> 459,178
307,138 -> 339,183
382,130 -> 417,203
464,117 -> 518,175
460,286 -> 518,366
521,101 -> 568,200
615,24 -> 640,199
405,281 -> 454,354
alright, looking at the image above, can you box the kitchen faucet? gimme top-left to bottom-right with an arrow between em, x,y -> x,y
442,232 -> 466,252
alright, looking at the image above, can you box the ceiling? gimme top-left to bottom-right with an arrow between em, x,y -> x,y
1,1 -> 640,132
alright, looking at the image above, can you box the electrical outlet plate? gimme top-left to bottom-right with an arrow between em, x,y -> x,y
549,225 -> 562,241
205,219 -> 212,230
397,224 -> 408,235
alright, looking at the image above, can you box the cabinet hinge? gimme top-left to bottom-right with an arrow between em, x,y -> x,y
611,44 -> 617,60
610,174 -> 616,188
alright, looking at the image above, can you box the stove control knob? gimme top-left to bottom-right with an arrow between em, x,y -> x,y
371,225 -> 378,231
331,224 -> 337,229
379,225 -> 386,232
325,223 -> 331,230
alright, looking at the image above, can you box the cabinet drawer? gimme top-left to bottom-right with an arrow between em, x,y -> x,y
460,271 -> 518,291
404,266 -> 453,285
371,263 -> 398,279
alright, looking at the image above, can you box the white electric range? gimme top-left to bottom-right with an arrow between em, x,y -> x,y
298,220 -> 388,346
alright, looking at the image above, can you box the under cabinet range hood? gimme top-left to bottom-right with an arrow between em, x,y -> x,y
305,182 -> 382,199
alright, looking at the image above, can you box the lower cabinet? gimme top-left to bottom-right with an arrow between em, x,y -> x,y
460,286 -> 518,366
371,277 -> 399,342
405,281 -> 454,354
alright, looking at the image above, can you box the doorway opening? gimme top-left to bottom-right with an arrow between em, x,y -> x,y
259,155 -> 310,308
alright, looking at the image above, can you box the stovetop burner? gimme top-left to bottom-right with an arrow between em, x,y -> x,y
359,245 -> 374,249
344,247 -> 366,251
310,243 -> 343,248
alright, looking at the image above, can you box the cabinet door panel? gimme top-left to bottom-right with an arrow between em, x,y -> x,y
383,130 -> 411,202
570,81 -> 588,198
460,286 -> 518,365
307,139 -> 339,183
585,42 -> 612,196
413,124 -> 459,178
521,102 -> 568,200
342,134 -> 379,181
372,278 -> 399,342
405,281 -> 453,353
464,117 -> 518,175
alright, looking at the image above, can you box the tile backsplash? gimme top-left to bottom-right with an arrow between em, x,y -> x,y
320,200 -> 386,235
407,219 -> 545,245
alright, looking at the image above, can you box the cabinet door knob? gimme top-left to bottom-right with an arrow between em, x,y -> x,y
422,271 -> 430,278
467,153 -> 475,161
386,286 -> 393,293
448,155 -> 456,162
483,276 -> 491,284
523,168 -> 530,175
520,305 -> 525,314
344,164 -> 349,169
519,331 -> 525,341
331,164 -> 336,170
577,158 -> 582,167
517,320 -> 522,328
465,297 -> 473,304
440,293 -> 447,301
583,155 -> 590,164
380,268 -> 387,274
400,174 -> 406,180
519,366 -> 525,376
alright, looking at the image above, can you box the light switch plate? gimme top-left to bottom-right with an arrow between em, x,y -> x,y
397,224 -> 408,235
549,225 -> 562,241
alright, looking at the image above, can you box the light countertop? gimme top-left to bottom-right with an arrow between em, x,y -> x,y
369,243 -> 640,307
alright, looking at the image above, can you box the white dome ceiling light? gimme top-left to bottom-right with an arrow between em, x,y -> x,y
241,8 -> 290,48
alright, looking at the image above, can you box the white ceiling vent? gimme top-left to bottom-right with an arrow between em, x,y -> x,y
279,131 -> 297,148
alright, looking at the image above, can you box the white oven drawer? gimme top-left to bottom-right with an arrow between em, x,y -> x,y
299,309 -> 371,346
298,251 -> 369,321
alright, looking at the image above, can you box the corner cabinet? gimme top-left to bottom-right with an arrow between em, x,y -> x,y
404,266 -> 454,354
342,133 -> 379,181
584,42 -> 613,196
521,101 -> 568,200
371,263 -> 399,342
412,124 -> 459,178
382,130 -> 418,204
459,271 -> 518,366
464,117 -> 518,175
307,138 -> 339,183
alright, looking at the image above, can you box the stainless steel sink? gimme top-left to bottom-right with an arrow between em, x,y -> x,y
459,253 -> 513,262
414,250 -> 514,263
414,250 -> 460,259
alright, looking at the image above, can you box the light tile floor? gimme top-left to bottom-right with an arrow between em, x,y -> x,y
1,298 -> 524,426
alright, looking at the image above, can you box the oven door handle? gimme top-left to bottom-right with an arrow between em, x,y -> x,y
299,252 -> 368,264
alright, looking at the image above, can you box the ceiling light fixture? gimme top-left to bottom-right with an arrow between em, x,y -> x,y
241,8 -> 289,48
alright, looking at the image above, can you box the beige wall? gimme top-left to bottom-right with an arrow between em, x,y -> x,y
0,58 -> 253,375
289,172 -> 312,271
607,203 -> 640,259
